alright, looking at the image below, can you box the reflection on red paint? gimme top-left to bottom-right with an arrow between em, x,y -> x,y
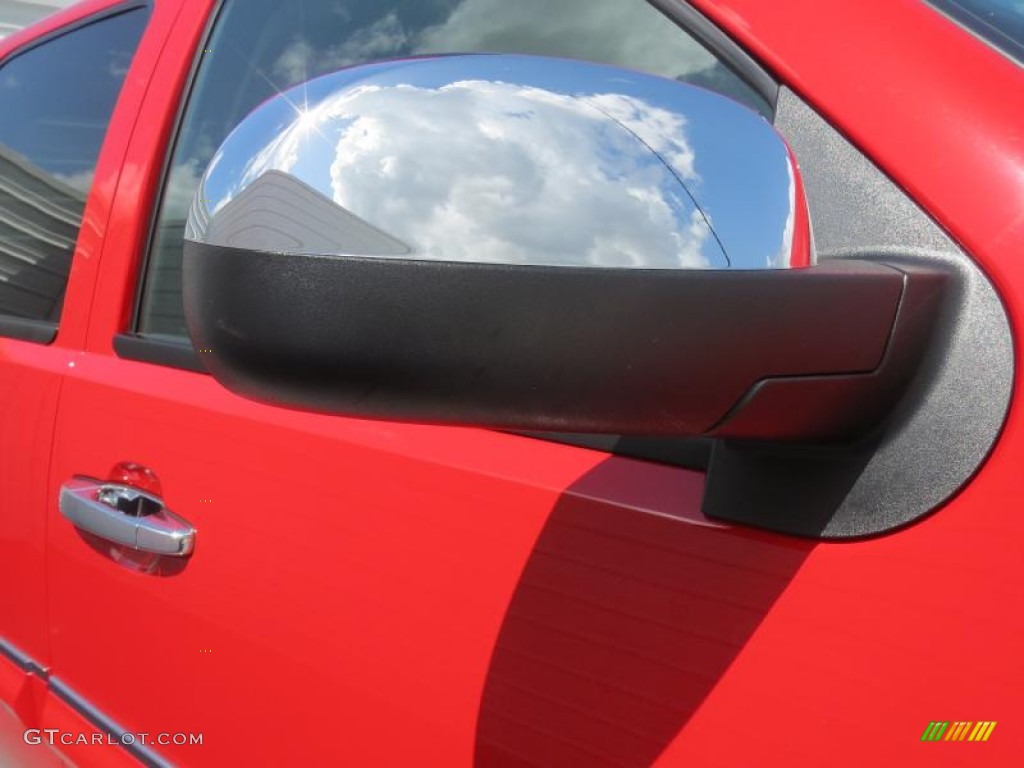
106,461 -> 163,497
475,458 -> 813,767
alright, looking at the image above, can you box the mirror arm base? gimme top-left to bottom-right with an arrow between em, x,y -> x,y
703,252 -> 1011,539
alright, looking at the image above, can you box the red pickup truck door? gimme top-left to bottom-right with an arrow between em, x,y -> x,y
0,0 -> 149,742
41,1 -> 1022,767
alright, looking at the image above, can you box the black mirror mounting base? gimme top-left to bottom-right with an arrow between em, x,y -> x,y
703,250 -> 1012,539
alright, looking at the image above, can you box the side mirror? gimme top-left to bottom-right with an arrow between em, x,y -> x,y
183,54 -> 948,441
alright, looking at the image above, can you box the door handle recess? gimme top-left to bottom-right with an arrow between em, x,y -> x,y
59,477 -> 195,556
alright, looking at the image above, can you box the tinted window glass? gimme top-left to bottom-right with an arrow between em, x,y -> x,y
0,10 -> 147,325
139,0 -> 771,338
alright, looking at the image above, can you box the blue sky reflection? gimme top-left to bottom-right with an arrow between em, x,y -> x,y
196,55 -> 798,270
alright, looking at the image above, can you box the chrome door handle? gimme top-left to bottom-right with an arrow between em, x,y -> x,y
59,477 -> 195,556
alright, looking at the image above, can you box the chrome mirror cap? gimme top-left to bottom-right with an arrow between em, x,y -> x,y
187,54 -> 811,270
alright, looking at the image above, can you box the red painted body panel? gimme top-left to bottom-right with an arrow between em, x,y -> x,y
49,353 -> 803,766
0,0 -> 130,732
0,0 -> 1016,765
0,348 -> 62,676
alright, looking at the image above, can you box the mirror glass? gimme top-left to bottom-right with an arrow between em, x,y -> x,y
188,55 -> 809,269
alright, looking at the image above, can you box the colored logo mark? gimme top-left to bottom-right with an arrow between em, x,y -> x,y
921,721 -> 996,742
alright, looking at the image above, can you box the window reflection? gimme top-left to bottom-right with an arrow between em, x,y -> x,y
0,10 -> 146,324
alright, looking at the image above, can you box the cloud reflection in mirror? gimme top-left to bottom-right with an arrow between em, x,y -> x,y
191,55 -> 803,270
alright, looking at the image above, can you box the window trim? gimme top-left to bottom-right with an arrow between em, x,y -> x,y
0,1 -> 149,68
0,318 -> 57,344
649,0 -> 778,112
925,0 -> 1024,66
113,332 -> 207,372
